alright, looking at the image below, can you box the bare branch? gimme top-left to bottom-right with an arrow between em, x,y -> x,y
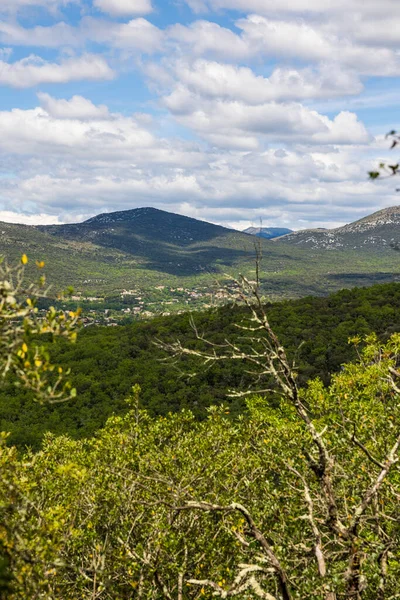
188,563 -> 277,599
288,466 -> 326,578
175,501 -> 292,600
377,545 -> 391,600
347,432 -> 400,535
350,426 -> 385,470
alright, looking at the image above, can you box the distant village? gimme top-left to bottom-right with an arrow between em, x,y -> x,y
62,284 -> 237,326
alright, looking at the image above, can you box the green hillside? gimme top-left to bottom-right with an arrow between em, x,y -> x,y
2,207 -> 400,306
2,281 -> 400,449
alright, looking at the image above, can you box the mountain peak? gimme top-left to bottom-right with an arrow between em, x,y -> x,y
276,205 -> 400,251
244,226 -> 293,239
34,206 -> 251,277
83,207 -> 161,225
339,206 -> 400,234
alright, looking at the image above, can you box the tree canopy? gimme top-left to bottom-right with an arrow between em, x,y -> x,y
1,333 -> 400,599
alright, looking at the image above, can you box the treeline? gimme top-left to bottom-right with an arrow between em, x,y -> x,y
2,281 -> 400,449
3,336 -> 400,598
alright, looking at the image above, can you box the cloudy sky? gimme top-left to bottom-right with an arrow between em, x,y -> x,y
1,0 -> 400,230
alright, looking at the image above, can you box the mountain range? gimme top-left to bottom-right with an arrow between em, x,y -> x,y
1,205 -> 400,303
276,206 -> 400,250
243,226 -> 293,239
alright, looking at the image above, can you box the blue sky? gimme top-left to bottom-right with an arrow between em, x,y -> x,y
0,0 -> 400,230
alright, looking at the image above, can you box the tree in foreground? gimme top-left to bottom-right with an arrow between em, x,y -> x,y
0,256 -> 80,597
0,256 -> 80,402
1,272 -> 399,599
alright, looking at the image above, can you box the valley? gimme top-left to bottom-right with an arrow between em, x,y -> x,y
3,205 -> 400,323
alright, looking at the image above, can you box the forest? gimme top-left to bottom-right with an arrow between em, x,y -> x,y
1,281 -> 400,449
1,261 -> 400,599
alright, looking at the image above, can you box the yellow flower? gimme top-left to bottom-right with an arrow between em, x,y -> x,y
21,254 -> 28,265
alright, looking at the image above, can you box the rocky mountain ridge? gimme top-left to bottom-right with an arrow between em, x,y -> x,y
277,206 -> 400,250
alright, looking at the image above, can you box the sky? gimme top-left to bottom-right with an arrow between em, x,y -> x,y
1,0 -> 400,230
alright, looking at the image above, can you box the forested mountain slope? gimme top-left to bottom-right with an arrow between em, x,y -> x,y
1,207 -> 400,301
2,281 -> 400,449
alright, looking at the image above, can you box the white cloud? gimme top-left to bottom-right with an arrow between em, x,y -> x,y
312,111 -> 370,145
0,0 -> 77,13
37,93 -> 111,120
0,17 -> 163,54
323,12 -> 400,49
94,0 -> 153,17
0,211 -> 62,225
167,60 -> 363,103
184,0 -> 400,17
159,72 -> 369,149
167,20 -> 250,60
167,16 -> 400,77
0,53 -> 114,88
0,105 -> 156,157
236,16 -> 400,76
0,99 -> 394,230
0,21 -> 81,48
0,1 -> 398,230
108,17 -> 163,51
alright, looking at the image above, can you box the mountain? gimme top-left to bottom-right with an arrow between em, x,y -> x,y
38,207 -> 244,261
1,206 -> 400,305
276,206 -> 400,251
35,207 -> 270,278
0,207 -> 280,297
244,226 -> 293,239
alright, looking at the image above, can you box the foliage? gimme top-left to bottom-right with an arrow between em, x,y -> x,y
2,281 -> 400,449
1,334 -> 400,598
0,256 -> 81,594
369,130 -> 400,182
0,256 -> 80,402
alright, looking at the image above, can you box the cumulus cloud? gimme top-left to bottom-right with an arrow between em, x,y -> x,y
0,0 -> 398,229
0,17 -> 163,53
0,21 -> 81,47
0,0 -> 77,13
163,89 -> 370,149
37,93 -> 111,120
167,16 -> 400,77
149,57 -> 369,150
0,53 -> 114,88
236,15 -> 400,76
184,0 -> 400,17
94,0 -> 153,16
107,17 -> 163,51
164,60 -> 363,104
0,211 -> 63,225
0,105 -> 155,157
167,20 -> 250,60
0,98 -> 387,231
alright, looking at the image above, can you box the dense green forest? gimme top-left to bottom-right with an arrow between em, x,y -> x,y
2,281 -> 400,449
3,335 -> 400,599
1,261 -> 400,599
